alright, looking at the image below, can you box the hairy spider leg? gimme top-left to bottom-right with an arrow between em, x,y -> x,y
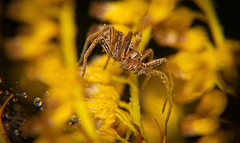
81,37 -> 111,76
115,32 -> 123,60
143,69 -> 173,136
103,26 -> 117,69
79,24 -> 110,65
161,74 -> 174,136
139,49 -> 154,93
145,58 -> 167,69
112,31 -> 134,70
103,29 -> 123,69
140,48 -> 154,62
118,32 -> 137,70
120,31 -> 133,59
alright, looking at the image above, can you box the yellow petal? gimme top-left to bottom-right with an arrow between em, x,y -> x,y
197,131 -> 228,143
143,0 -> 177,26
180,114 -> 219,137
5,21 -> 58,60
167,50 -> 218,103
90,0 -> 148,25
195,90 -> 227,117
177,26 -> 210,51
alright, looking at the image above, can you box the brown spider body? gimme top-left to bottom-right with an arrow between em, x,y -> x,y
79,24 -> 167,76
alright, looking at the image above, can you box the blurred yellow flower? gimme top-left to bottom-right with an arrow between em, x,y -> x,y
1,0 -> 239,143
167,49 -> 218,103
90,0 -> 148,26
195,90 -> 227,117
180,114 -> 220,136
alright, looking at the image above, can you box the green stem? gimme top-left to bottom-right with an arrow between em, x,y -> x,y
59,0 -> 77,67
194,0 -> 225,47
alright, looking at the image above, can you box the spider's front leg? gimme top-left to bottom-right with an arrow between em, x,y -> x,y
120,31 -> 133,59
104,27 -> 121,69
81,36 -> 111,77
78,24 -> 110,66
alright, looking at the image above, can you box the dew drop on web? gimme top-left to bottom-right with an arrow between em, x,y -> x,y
5,90 -> 9,95
160,75 -> 166,79
162,80 -> 166,84
40,107 -> 44,111
22,92 -> 27,99
33,97 -> 42,107
12,98 -> 16,103
13,129 -> 19,136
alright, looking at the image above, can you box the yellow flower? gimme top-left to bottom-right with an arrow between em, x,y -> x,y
83,55 -> 146,142
167,49 -> 218,103
89,0 -> 148,26
159,0 -> 240,103
179,90 -> 227,139
88,0 -> 179,52
180,114 -> 220,136
195,90 -> 227,117
89,0 -> 178,28
2,0 -> 239,142
4,0 -> 98,142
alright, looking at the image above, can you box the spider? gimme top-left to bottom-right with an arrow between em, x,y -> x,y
78,24 -> 174,136
78,24 -> 167,78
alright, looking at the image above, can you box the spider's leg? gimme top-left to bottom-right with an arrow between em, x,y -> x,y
78,25 -> 110,65
115,32 -> 123,60
109,25 -> 114,45
162,74 -> 174,136
143,69 -> 173,136
133,31 -> 142,51
145,58 -> 167,69
140,48 -> 154,62
103,26 -> 115,70
121,31 -> 133,58
81,37 -> 111,76
103,55 -> 110,70
108,30 -> 122,60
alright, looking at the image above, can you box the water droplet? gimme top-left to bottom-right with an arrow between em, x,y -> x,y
13,129 -> 19,136
5,90 -> 9,95
33,97 -> 42,107
22,92 -> 27,99
45,91 -> 50,96
71,115 -> 78,124
162,80 -> 166,84
68,121 -> 73,125
4,113 -> 11,120
12,98 -> 16,103
4,122 -> 10,131
40,107 -> 44,111
160,75 -> 166,79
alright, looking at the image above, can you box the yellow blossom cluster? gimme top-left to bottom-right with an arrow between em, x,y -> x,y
0,0 -> 239,143
83,0 -> 240,142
